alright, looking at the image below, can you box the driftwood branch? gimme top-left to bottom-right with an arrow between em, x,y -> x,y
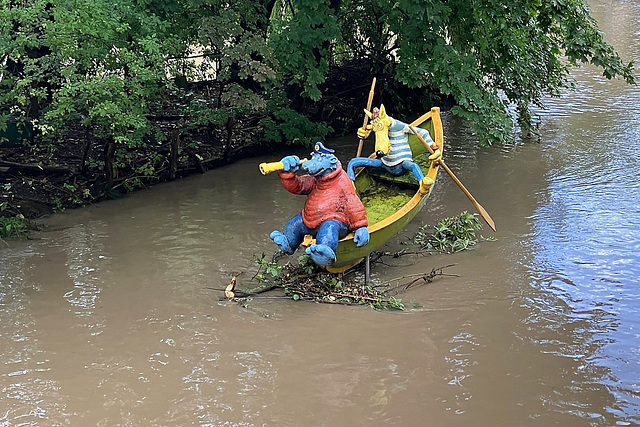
0,160 -> 71,175
144,114 -> 187,121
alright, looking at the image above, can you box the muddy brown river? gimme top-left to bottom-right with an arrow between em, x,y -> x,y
2,1 -> 639,425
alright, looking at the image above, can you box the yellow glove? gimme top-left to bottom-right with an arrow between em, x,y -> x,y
357,125 -> 372,139
428,148 -> 442,162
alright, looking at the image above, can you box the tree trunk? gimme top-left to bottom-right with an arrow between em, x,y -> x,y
224,117 -> 234,163
80,128 -> 91,174
104,137 -> 116,189
258,0 -> 277,36
0,160 -> 70,175
169,127 -> 180,180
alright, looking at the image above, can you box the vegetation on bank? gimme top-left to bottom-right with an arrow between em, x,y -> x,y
0,211 -> 31,238
1,0 -> 635,218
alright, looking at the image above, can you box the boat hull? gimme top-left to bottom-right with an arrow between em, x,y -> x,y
327,185 -> 434,272
322,107 -> 445,272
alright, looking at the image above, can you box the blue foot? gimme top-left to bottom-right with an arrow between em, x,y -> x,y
270,230 -> 294,254
305,244 -> 336,267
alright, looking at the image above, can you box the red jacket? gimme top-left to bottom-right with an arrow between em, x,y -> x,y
278,163 -> 368,230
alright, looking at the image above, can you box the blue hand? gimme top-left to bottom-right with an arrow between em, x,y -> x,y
354,227 -> 370,247
281,155 -> 301,172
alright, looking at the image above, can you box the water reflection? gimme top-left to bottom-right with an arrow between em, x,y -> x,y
62,224 -> 107,323
524,0 -> 640,416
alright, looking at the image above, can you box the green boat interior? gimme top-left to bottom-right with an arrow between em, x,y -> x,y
367,152 -> 433,187
358,183 -> 413,225
355,153 -> 434,225
352,119 -> 437,226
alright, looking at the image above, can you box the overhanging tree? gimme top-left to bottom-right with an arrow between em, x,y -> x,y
335,0 -> 635,143
1,0 -> 635,154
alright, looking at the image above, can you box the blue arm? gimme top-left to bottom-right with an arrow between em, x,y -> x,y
354,227 -> 370,247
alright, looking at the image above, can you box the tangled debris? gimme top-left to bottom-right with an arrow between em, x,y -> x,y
216,211 -> 493,310
219,253 -> 457,310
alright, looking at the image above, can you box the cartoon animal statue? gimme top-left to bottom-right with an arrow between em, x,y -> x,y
346,104 -> 442,194
267,142 -> 370,267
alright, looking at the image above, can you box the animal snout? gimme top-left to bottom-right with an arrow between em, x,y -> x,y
301,160 -> 316,173
302,158 -> 328,176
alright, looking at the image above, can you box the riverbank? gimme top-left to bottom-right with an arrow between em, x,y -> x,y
1,68 -> 446,223
0,123 -> 276,220
0,63 -> 384,221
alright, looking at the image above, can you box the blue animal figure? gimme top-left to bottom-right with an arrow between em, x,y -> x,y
347,105 -> 442,194
269,142 -> 370,267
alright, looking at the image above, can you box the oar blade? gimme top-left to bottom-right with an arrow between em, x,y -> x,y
441,160 -> 496,232
475,203 -> 496,232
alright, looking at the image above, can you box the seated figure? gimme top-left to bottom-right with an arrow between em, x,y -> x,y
269,142 -> 370,267
347,104 -> 442,194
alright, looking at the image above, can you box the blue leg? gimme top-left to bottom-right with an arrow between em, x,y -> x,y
270,214 -> 311,254
401,159 -> 424,182
347,157 -> 384,180
384,163 -> 405,177
305,220 -> 348,266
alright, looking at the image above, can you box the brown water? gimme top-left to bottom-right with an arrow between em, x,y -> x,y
2,1 -> 640,425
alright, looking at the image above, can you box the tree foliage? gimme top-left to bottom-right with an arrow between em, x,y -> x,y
1,0 -> 635,156
2,0 -> 172,144
336,0 -> 635,143
269,0 -> 340,100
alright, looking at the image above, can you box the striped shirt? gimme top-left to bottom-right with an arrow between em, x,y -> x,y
382,118 -> 434,167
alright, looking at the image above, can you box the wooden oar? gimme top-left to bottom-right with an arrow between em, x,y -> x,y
409,126 -> 496,232
356,77 -> 377,157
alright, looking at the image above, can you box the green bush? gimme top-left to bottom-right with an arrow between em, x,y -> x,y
415,211 -> 483,253
0,216 -> 31,238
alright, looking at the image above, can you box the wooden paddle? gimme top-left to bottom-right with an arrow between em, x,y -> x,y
356,77 -> 377,157
409,125 -> 497,232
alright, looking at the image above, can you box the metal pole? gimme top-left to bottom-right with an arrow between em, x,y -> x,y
365,254 -> 371,285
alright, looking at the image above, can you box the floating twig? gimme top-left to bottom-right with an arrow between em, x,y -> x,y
225,276 -> 237,299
